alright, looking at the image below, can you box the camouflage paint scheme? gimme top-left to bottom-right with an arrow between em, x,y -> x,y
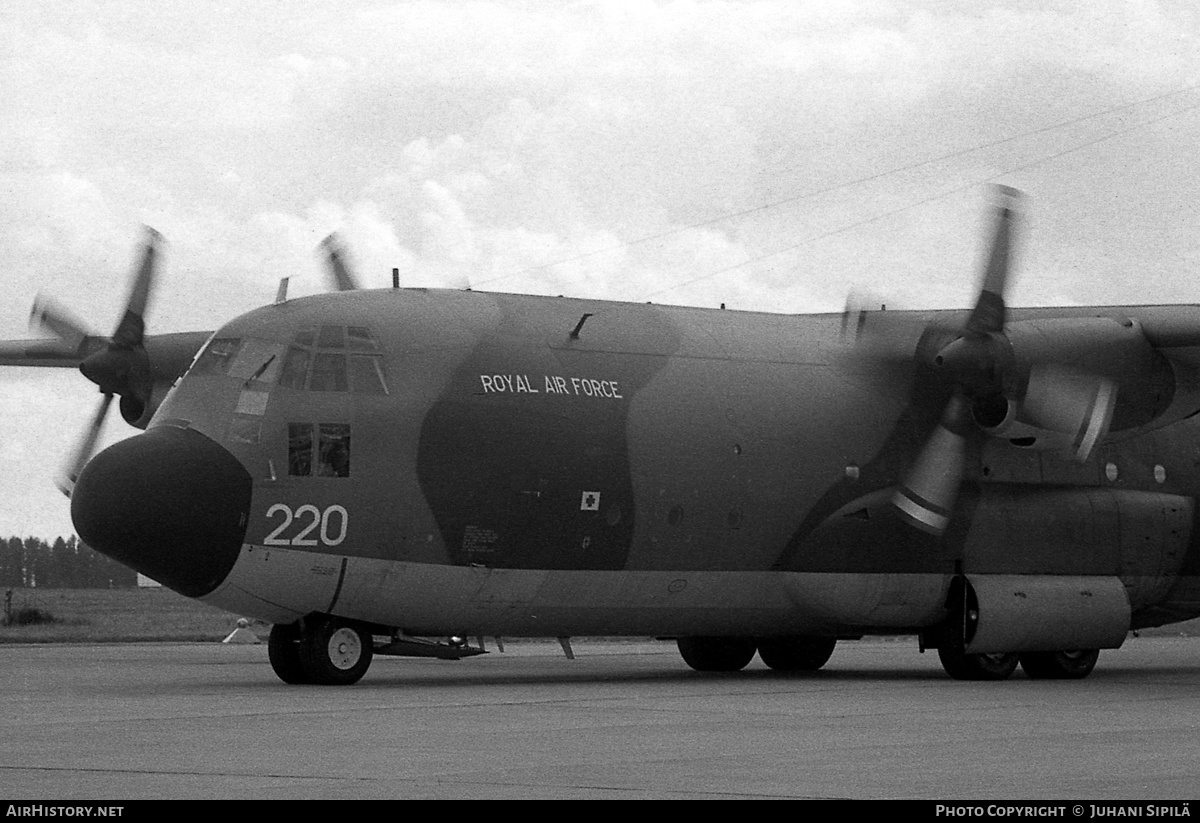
88,287 -> 1200,643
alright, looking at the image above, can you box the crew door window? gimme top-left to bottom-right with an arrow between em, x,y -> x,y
288,423 -> 351,478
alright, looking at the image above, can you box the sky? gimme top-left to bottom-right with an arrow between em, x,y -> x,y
3,0 -> 1200,539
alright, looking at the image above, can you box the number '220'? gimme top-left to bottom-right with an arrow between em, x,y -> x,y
264,503 -> 349,547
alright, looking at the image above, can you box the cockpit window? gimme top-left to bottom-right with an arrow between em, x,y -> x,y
348,354 -> 387,394
347,326 -> 378,351
317,324 -> 345,349
227,339 -> 286,384
278,325 -> 388,394
190,338 -> 242,376
278,347 -> 310,390
310,353 -> 348,392
190,337 -> 286,385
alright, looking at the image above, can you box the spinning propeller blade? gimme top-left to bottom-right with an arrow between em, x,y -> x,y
879,186 -> 1117,535
320,234 -> 360,292
30,296 -> 93,355
893,396 -> 969,534
1020,365 -> 1116,463
110,226 -> 160,349
57,393 -> 113,498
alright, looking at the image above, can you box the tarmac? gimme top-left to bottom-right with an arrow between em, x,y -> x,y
2,636 -> 1199,799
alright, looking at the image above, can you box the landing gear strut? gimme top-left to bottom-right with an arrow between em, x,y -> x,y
268,615 -> 374,685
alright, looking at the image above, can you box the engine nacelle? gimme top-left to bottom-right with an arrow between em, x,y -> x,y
977,317 -> 1177,450
119,380 -> 172,429
117,332 -> 208,429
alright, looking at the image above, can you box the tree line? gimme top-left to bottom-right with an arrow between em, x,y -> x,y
0,536 -> 137,588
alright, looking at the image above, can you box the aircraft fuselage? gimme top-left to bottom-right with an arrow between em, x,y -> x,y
70,289 -> 1200,649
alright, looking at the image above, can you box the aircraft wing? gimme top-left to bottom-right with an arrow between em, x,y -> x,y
0,331 -> 213,374
0,337 -> 106,368
1133,307 -> 1200,348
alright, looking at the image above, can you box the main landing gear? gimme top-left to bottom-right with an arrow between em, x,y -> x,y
936,647 -> 1019,681
1018,649 -> 1100,680
676,636 -> 837,673
269,615 -> 374,685
935,646 -> 1101,681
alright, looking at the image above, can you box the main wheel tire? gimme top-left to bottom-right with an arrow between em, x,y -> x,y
268,622 -> 310,685
938,647 -> 1019,681
296,616 -> 374,686
676,636 -> 757,672
1019,649 -> 1099,680
757,637 -> 837,672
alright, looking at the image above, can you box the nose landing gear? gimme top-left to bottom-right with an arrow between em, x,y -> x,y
268,615 -> 374,685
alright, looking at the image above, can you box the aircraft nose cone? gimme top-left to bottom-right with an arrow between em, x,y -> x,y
71,426 -> 252,597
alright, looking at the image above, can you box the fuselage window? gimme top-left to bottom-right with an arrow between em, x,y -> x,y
288,422 -> 351,478
189,338 -> 242,376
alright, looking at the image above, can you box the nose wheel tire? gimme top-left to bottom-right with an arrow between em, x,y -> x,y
269,616 -> 374,685
676,636 -> 757,672
268,622 -> 311,684
1019,649 -> 1099,679
937,647 -> 1019,681
756,637 -> 837,672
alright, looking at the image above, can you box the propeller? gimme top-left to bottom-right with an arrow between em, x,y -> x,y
36,227 -> 162,496
30,296 -> 92,356
888,186 -> 1117,534
320,233 -> 472,291
57,393 -> 113,497
320,234 -> 360,292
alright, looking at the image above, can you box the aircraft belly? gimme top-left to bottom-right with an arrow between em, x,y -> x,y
205,543 -> 953,635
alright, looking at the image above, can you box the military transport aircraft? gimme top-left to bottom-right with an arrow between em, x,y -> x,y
4,185 -> 1199,685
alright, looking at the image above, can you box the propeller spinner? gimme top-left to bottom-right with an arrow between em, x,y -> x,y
890,187 -> 1116,534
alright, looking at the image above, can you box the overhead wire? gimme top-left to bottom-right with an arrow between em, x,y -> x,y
642,85 -> 1200,301
467,80 -> 1200,297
